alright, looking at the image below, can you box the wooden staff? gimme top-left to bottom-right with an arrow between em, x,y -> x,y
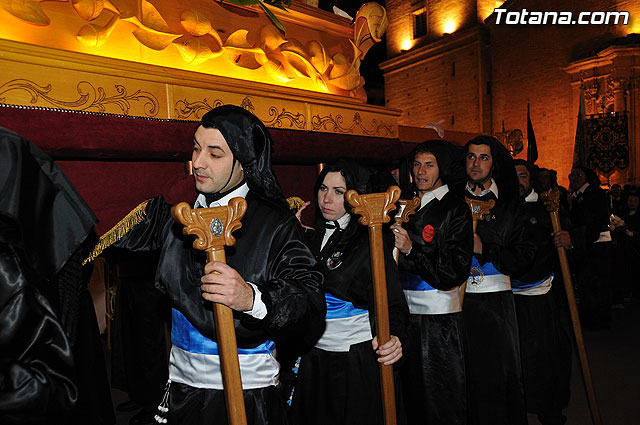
346,185 -> 401,425
464,197 -> 495,296
171,198 -> 248,425
540,188 -> 602,425
392,196 -> 421,263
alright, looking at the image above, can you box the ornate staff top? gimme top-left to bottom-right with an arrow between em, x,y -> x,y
346,185 -> 402,226
171,197 -> 247,251
394,196 -> 421,226
539,187 -> 561,214
464,197 -> 495,231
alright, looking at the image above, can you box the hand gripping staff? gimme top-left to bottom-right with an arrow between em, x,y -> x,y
540,188 -> 602,425
392,196 -> 421,263
171,198 -> 248,425
346,185 -> 401,425
464,197 -> 495,299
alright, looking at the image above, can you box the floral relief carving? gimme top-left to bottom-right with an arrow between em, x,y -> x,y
312,112 -> 396,136
174,98 -> 224,120
0,79 -> 159,116
1,0 -> 387,100
263,106 -> 305,129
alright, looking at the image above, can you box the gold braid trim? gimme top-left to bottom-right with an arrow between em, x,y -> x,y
82,200 -> 150,265
287,196 -> 306,211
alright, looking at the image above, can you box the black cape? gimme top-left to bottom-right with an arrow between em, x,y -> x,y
1,127 -> 114,425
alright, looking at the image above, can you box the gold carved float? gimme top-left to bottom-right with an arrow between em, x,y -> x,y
0,0 -> 387,100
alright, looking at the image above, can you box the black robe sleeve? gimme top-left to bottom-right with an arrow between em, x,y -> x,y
0,244 -> 77,424
243,214 -> 327,341
112,196 -> 171,253
399,195 -> 473,290
381,229 -> 410,345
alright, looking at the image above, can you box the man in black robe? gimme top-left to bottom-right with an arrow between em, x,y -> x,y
110,105 -> 325,425
391,140 -> 473,425
0,127 -> 114,424
511,159 -> 573,425
462,135 -> 535,425
568,166 -> 612,330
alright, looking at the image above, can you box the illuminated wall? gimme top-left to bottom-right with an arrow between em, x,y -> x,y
383,0 -> 640,186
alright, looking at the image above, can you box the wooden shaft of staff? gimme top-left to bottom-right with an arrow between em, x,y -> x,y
548,211 -> 602,425
367,224 -> 397,425
206,248 -> 247,425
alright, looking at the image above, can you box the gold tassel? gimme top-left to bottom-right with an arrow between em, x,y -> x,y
82,200 -> 150,265
287,196 -> 306,211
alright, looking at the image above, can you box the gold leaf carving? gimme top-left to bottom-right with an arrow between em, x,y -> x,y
72,0 -> 106,21
2,0 -> 389,100
180,9 -> 211,36
77,14 -> 119,47
0,0 -> 51,25
174,36 -> 224,65
224,29 -> 263,69
122,0 -> 181,50
311,112 -> 396,137
353,2 -> 388,58
263,107 -> 305,129
307,41 -> 329,75
0,79 -> 159,116
174,98 -> 223,120
239,97 -> 256,114
258,25 -> 286,52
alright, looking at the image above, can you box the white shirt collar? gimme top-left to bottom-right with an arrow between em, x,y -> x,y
577,182 -> 590,194
466,178 -> 499,199
320,213 -> 351,250
420,184 -> 449,209
524,190 -> 539,203
194,183 -> 250,208
335,212 -> 351,229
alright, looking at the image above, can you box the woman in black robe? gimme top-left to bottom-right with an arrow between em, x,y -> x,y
291,159 -> 409,425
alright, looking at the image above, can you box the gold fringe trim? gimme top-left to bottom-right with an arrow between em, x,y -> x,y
82,200 -> 150,265
286,196 -> 306,211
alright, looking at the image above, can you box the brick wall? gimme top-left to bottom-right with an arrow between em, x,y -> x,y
384,41 -> 484,133
383,0 -> 640,186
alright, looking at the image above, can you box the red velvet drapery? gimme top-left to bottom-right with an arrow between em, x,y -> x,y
1,106 -> 416,234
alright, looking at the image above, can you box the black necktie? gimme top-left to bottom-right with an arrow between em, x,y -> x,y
324,220 -> 340,230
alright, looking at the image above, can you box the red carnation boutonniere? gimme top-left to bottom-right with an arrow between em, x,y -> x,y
422,224 -> 435,242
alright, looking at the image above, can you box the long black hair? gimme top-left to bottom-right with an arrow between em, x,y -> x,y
314,159 -> 372,226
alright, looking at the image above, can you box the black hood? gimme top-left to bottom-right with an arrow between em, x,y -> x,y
0,126 -> 97,281
200,105 -> 285,204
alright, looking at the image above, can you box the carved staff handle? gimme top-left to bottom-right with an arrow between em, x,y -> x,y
464,197 -> 496,233
346,185 -> 401,425
392,196 -> 421,263
540,188 -> 602,425
171,197 -> 248,425
463,197 -> 496,300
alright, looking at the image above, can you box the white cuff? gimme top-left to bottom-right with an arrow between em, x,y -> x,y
244,282 -> 267,320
